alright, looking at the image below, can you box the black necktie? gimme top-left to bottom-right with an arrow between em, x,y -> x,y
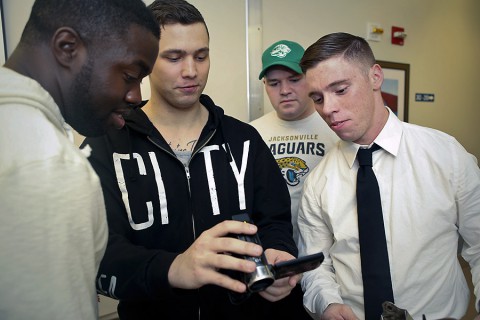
356,144 -> 394,319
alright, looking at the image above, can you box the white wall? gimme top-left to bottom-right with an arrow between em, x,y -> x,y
260,0 -> 480,159
2,0 -> 30,55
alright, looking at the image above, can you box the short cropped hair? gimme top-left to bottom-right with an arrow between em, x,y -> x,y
148,0 -> 209,38
21,0 -> 159,46
300,32 -> 376,75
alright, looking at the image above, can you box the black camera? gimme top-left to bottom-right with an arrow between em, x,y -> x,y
232,213 -> 276,292
231,213 -> 324,295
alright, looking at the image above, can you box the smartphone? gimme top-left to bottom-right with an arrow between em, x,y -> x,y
271,252 -> 324,279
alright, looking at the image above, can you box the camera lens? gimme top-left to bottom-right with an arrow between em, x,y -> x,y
247,265 -> 275,292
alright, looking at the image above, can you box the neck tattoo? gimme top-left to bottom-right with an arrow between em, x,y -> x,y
169,139 -> 198,152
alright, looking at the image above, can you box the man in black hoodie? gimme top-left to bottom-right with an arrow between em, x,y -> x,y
81,0 -> 299,319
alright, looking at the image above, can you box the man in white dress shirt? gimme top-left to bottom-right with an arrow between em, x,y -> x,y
297,32 -> 480,320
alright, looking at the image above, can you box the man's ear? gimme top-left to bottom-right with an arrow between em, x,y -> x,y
51,27 -> 86,68
370,64 -> 384,91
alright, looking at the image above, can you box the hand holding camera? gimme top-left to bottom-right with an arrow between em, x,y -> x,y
167,218 -> 264,293
229,213 -> 324,303
168,213 -> 322,303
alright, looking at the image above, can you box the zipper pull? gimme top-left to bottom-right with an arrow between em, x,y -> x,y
185,166 -> 191,180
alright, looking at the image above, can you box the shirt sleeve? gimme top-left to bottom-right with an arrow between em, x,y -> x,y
297,173 -> 344,316
455,140 -> 480,312
0,156 -> 106,319
82,136 -> 179,301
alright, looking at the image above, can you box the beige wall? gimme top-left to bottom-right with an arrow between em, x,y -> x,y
261,0 -> 480,160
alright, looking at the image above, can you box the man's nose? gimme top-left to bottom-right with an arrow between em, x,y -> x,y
126,85 -> 142,107
181,57 -> 197,78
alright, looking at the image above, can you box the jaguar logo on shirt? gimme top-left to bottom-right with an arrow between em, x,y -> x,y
276,156 -> 309,186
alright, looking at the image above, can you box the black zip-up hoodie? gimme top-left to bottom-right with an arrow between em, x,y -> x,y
82,94 -> 297,319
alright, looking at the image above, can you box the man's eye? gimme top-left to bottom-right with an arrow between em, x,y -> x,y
311,96 -> 323,104
290,76 -> 302,83
125,74 -> 137,82
125,72 -> 143,84
165,56 -> 181,62
336,87 -> 347,94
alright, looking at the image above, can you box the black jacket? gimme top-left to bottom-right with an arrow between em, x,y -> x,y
82,95 -> 297,319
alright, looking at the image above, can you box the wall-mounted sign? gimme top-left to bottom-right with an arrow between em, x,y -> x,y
415,93 -> 435,102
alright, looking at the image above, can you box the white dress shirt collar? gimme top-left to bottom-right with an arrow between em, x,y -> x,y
340,107 -> 403,168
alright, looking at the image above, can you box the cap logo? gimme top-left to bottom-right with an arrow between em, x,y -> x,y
270,44 -> 291,58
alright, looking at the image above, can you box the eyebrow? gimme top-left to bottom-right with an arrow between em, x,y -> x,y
196,47 -> 210,54
326,79 -> 349,89
308,78 -> 349,98
265,77 -> 279,82
161,47 -> 210,56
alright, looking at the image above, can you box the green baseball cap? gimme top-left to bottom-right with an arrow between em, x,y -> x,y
258,40 -> 305,80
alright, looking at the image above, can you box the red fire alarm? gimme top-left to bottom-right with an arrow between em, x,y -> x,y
391,26 -> 406,46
